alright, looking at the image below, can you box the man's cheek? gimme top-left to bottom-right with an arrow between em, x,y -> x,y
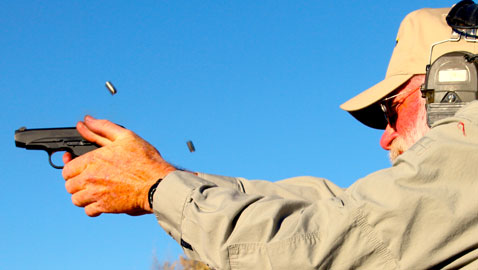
396,113 -> 416,134
396,98 -> 423,134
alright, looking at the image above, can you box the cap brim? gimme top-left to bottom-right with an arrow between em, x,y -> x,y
340,74 -> 414,129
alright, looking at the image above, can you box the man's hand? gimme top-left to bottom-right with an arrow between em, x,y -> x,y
62,116 -> 176,217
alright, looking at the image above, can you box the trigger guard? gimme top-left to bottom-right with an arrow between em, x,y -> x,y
48,152 -> 64,169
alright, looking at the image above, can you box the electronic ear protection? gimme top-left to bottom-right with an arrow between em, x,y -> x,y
421,0 -> 478,126
421,51 -> 478,126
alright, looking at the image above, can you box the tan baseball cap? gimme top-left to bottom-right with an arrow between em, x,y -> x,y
341,6 -> 478,129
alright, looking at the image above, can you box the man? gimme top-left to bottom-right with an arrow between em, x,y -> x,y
63,5 -> 478,269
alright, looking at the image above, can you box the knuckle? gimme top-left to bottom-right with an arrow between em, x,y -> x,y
97,118 -> 109,125
93,186 -> 106,197
122,129 -> 135,138
83,174 -> 98,186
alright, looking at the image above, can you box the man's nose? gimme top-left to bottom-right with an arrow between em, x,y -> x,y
380,124 -> 398,150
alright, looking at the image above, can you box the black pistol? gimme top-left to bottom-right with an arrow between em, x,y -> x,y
15,127 -> 100,169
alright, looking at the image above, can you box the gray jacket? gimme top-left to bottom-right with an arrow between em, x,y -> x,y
153,102 -> 478,269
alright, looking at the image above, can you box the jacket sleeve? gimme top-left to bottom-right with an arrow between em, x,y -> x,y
152,172 -> 394,269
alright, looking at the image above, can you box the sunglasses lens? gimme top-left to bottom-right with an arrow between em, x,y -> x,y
380,102 -> 396,128
380,104 -> 388,121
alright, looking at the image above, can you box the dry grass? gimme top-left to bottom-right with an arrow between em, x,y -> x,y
153,256 -> 210,270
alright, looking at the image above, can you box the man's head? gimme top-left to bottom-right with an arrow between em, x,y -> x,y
379,74 -> 429,161
341,4 -> 478,161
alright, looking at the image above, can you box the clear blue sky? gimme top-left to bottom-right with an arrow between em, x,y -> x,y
1,1 -> 456,269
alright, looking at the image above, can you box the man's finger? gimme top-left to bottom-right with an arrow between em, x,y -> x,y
63,152 -> 73,164
76,121 -> 113,147
64,175 -> 85,194
71,189 -> 96,207
62,153 -> 92,180
83,115 -> 126,142
85,203 -> 102,217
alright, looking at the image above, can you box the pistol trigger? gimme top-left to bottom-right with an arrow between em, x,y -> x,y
48,152 -> 64,169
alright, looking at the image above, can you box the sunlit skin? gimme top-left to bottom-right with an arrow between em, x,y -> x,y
379,74 -> 430,161
62,116 -> 177,217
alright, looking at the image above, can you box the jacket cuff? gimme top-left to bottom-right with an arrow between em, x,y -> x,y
151,170 -> 212,243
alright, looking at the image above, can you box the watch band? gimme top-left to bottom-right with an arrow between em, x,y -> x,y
148,178 -> 162,209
